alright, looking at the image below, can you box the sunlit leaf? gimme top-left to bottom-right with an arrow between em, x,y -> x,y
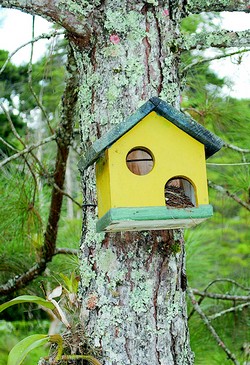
60,273 -> 71,290
0,295 -> 55,313
7,334 -> 49,365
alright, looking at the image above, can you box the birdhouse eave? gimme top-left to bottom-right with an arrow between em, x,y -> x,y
78,97 -> 223,171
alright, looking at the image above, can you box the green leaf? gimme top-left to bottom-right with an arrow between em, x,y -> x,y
60,272 -> 79,293
7,334 -> 49,365
0,295 -> 55,313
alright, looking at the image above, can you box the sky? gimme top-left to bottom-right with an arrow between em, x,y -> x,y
209,12 -> 250,99
0,9 -> 53,63
0,8 -> 249,99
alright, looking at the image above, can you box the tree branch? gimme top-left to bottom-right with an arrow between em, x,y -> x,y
188,278 -> 250,320
23,155 -> 38,205
54,248 -> 79,256
0,140 -> 82,209
224,142 -> 250,154
0,262 -> 46,296
192,288 -> 250,301
42,44 -> 78,262
0,30 -> 64,76
181,49 -> 250,73
0,135 -> 56,168
187,287 -> 240,365
0,102 -> 26,148
0,136 -> 18,152
208,181 -> 250,211
179,30 -> 250,51
53,183 -> 82,209
201,278 -> 250,292
0,0 -> 93,40
0,101 -> 49,173
208,302 -> 250,321
184,0 -> 250,14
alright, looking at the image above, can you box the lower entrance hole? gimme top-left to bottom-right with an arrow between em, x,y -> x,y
165,177 -> 196,208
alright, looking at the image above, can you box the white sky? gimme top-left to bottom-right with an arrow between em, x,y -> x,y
0,8 -> 249,99
0,9 -> 53,64
210,12 -> 250,99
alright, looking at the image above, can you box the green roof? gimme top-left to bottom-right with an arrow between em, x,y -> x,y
79,97 -> 223,170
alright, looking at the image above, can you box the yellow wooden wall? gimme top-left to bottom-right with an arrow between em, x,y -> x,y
96,112 -> 209,218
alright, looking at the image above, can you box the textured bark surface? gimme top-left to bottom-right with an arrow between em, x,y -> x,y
76,1 -> 194,364
185,0 -> 250,14
79,229 -> 193,364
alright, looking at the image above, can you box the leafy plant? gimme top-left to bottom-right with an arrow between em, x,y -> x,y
0,282 -> 102,365
8,334 -> 49,365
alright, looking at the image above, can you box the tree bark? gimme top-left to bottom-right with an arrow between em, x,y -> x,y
75,2 -> 193,364
79,229 -> 193,364
184,0 -> 250,14
180,30 -> 250,50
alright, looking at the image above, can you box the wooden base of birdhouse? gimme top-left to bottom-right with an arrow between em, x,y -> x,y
96,205 -> 213,232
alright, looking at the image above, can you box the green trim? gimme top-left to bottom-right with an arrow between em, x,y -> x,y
79,97 -> 223,171
96,205 -> 213,232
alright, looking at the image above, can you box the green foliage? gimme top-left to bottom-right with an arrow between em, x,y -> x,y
60,272 -> 79,294
0,35 -> 81,299
0,285 -> 102,365
189,310 -> 249,365
0,292 -> 59,364
0,38 -> 82,365
0,113 -> 26,153
7,334 -> 49,365
181,13 -> 222,35
0,50 -> 28,100
0,41 -> 66,158
0,295 -> 55,314
0,320 -> 50,365
0,168 -> 45,290
186,197 -> 249,364
181,12 -> 250,365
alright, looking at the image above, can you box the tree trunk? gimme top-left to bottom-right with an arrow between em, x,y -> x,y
75,2 -> 194,364
80,229 -> 192,364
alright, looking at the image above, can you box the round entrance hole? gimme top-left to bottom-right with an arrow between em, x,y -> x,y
126,148 -> 154,175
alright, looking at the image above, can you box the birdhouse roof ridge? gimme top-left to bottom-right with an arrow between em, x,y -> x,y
79,97 -> 223,170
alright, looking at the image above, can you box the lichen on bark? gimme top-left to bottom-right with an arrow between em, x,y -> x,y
185,0 -> 250,14
180,29 -> 250,50
79,231 -> 194,365
74,2 -> 194,363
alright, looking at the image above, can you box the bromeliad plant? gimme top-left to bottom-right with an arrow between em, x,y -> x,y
0,273 -> 101,365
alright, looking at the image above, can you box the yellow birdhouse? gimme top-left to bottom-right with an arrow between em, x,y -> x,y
79,97 -> 223,232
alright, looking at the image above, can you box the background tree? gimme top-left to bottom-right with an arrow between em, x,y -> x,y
0,1 -> 249,365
